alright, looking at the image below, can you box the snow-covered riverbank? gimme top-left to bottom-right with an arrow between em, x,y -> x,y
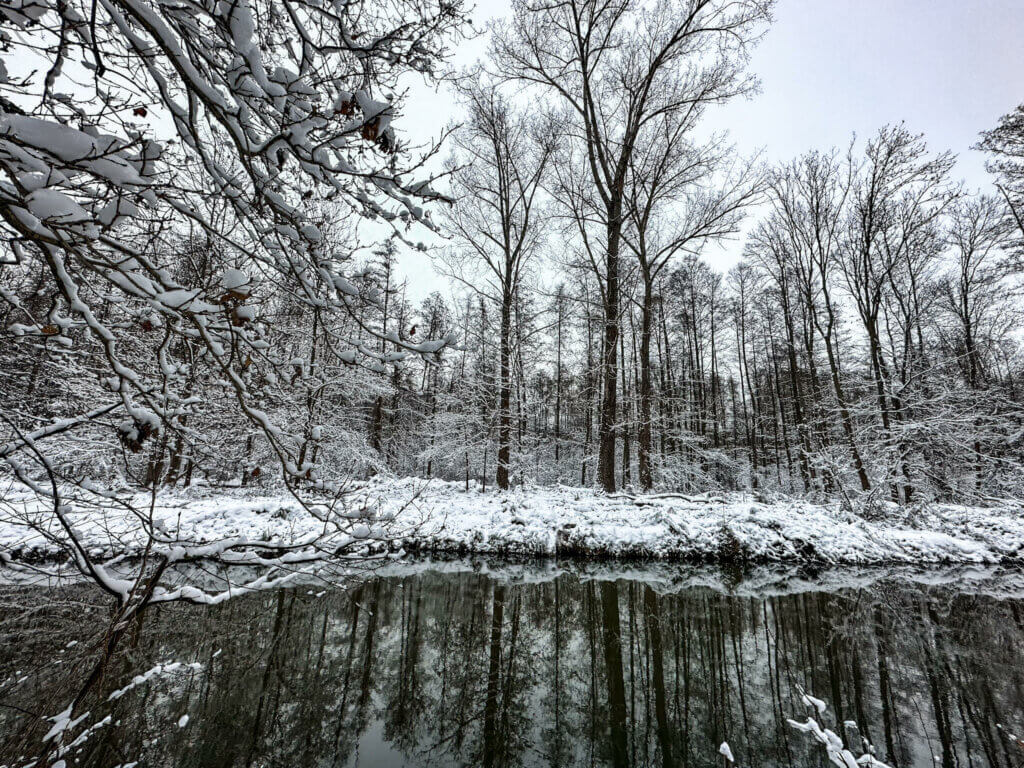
2,478 -> 1023,565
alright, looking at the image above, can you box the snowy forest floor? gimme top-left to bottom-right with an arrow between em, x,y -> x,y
2,477 -> 1024,566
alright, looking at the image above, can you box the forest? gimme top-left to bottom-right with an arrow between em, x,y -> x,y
2,0 -> 1022,517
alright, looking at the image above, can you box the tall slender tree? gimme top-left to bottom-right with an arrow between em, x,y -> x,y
492,0 -> 771,490
442,79 -> 555,489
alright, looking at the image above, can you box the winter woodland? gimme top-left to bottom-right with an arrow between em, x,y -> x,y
1,0 -> 1024,591
3,0 -> 1024,765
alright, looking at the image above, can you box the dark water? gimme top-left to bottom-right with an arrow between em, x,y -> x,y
2,562 -> 1024,768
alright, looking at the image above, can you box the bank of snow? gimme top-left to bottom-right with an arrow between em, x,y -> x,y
1,478 -> 1023,565
391,480 -> 1024,564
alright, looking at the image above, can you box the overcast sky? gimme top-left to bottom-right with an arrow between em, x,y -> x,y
390,0 -> 1024,302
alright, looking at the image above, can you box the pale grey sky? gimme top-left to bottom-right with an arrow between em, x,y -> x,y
390,0 -> 1024,301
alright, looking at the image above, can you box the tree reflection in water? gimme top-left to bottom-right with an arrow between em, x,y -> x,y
2,565 -> 1023,768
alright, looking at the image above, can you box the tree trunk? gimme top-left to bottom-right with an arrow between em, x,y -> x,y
620,325 -> 631,488
781,290 -> 814,490
866,317 -> 902,502
638,278 -> 655,490
497,294 -> 512,490
554,296 -> 563,465
823,331 -> 871,491
598,215 -> 622,492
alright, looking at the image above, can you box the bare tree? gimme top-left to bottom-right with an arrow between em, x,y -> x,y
491,0 -> 771,490
761,150 -> 871,491
943,195 -> 1018,390
977,103 -> 1024,248
625,120 -> 761,489
841,125 -> 957,502
442,79 -> 555,489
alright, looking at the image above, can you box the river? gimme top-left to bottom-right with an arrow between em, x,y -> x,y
2,561 -> 1023,767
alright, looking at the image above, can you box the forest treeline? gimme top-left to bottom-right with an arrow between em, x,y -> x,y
1,0 -> 1023,505
335,119 -> 1024,504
